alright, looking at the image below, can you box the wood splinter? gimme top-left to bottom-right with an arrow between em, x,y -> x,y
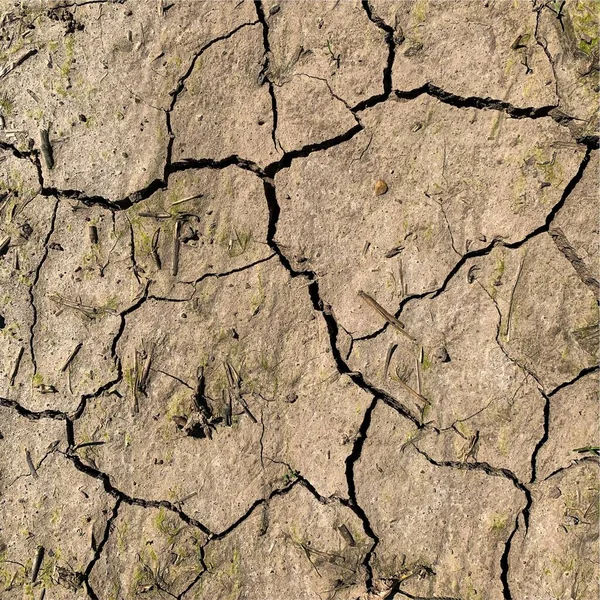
171,219 -> 181,276
337,524 -> 356,547
9,347 -> 24,386
25,449 -> 38,479
383,343 -> 397,379
151,227 -> 161,269
40,128 -> 54,170
61,342 -> 82,372
88,224 -> 98,245
31,545 -> 44,582
503,253 -> 526,342
358,290 -> 415,342
394,366 -> 430,405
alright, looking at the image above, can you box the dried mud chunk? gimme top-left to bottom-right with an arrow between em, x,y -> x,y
31,206 -> 140,412
89,503 -> 206,600
0,1 -> 257,200
186,485 -> 369,600
479,235 -> 598,390
350,267 -> 545,480
355,404 -> 524,600
265,0 -> 387,107
383,0 -> 557,107
509,462 -> 599,600
275,95 -> 583,336
171,24 -> 279,165
535,372 -> 600,481
74,261 -> 370,531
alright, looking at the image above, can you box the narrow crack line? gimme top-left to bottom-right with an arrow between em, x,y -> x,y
254,0 -> 280,153
265,123 -> 363,177
28,197 -> 60,373
399,592 -> 462,600
0,140 -> 39,161
503,146 -> 594,247
529,390 -> 551,484
262,455 -> 347,504
70,283 -> 150,422
291,73 -> 361,125
413,446 -> 532,527
343,396 -> 379,589
170,154 -> 266,178
481,279 -> 544,388
167,20 -> 259,111
499,516 -> 519,600
40,154 -> 264,211
186,253 -> 277,286
210,478 -> 300,540
414,445 -> 528,489
543,456 -> 600,480
0,397 -> 69,421
416,83 -> 561,120
149,254 -> 277,301
176,547 -> 207,600
428,193 -> 461,258
547,364 -> 599,397
41,178 -> 164,212
64,451 -> 214,536
49,0 -> 127,8
356,144 -> 595,343
83,497 -> 122,600
353,0 -> 396,112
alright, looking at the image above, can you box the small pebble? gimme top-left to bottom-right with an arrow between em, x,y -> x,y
20,223 -> 33,239
433,346 -> 450,363
269,4 -> 280,15
374,179 -> 388,196
285,392 -> 298,404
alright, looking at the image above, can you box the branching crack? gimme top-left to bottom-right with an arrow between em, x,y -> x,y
354,0 -> 397,111
413,446 -> 532,600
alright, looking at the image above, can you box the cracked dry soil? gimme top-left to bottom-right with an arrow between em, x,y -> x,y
0,1 -> 598,599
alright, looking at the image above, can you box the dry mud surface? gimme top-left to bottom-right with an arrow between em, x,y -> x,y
0,1 -> 599,599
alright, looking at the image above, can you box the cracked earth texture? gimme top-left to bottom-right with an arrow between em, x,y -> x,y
0,1 -> 598,599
